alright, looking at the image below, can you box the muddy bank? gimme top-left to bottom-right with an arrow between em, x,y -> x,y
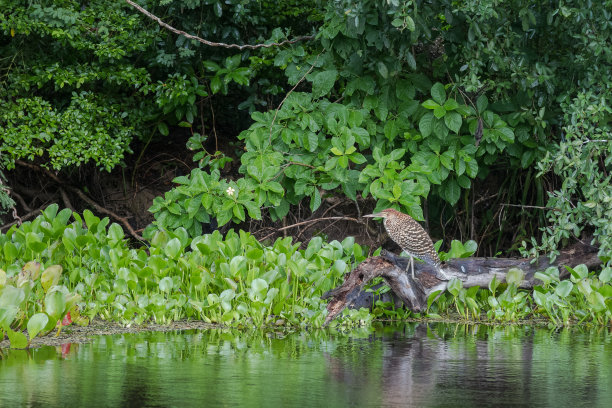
0,319 -> 218,350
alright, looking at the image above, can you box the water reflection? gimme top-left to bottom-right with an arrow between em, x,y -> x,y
1,324 -> 611,407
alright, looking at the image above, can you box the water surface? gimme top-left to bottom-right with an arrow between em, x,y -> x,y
1,323 -> 611,407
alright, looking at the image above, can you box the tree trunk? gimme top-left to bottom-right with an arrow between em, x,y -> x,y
322,240 -> 601,325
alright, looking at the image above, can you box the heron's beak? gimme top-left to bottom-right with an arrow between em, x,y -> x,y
363,212 -> 383,218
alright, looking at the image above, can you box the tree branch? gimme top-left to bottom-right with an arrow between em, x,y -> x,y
125,0 -> 314,50
322,240 -> 601,325
258,216 -> 362,242
15,161 -> 144,242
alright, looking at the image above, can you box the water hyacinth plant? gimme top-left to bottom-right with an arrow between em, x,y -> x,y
0,205 -> 372,348
1,205 -> 611,348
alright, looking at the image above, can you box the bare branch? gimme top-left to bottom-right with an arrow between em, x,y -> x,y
15,161 -> 144,242
258,216 -> 363,242
125,0 -> 314,50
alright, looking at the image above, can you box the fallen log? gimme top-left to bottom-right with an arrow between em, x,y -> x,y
322,240 -> 601,325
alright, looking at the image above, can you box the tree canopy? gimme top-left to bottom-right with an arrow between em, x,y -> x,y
1,0 -> 610,262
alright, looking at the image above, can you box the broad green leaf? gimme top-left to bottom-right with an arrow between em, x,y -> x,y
440,151 -> 454,170
159,277 -> 173,293
569,264 -> 588,281
230,256 -> 246,276
431,83 -> 446,104
506,268 -> 525,286
108,223 -> 124,242
427,290 -> 442,309
384,120 -> 399,140
377,62 -> 388,79
3,242 -> 18,262
489,275 -> 500,294
332,259 -> 347,274
214,1 -> 222,17
447,240 -> 465,259
0,306 -> 18,328
532,290 -> 547,307
463,240 -> 478,255
419,112 -> 434,137
7,328 -> 28,349
41,265 -> 63,292
27,313 -> 49,340
164,238 -> 182,259
157,122 -> 169,136
444,111 -> 462,133
476,95 -> 488,112
447,277 -> 463,296
405,16 -> 415,31
312,70 -> 337,98
443,98 -> 459,111
44,290 -> 67,321
599,267 -> 612,283
586,291 -> 606,312
555,280 -> 573,298
310,188 -> 322,212
457,174 -> 471,188
496,127 -> 514,142
442,178 -> 460,205
251,278 -> 268,293
433,105 -> 446,118
210,76 -> 222,94
246,247 -> 263,261
422,99 -> 440,109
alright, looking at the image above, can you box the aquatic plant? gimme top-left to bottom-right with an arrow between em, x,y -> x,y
1,205 -> 611,348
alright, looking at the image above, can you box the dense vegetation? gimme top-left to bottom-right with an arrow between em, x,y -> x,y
0,1 -> 611,346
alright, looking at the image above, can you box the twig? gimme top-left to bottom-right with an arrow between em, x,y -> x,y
10,191 -> 32,213
15,161 -> 144,242
258,216 -> 362,242
500,203 -> 561,212
207,84 -> 219,152
11,207 -> 22,226
125,0 -> 313,50
286,161 -> 316,169
1,207 -> 43,231
59,187 -> 75,213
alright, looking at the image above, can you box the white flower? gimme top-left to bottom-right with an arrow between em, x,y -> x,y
226,186 -> 235,196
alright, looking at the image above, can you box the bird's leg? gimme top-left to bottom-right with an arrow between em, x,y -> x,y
410,255 -> 415,279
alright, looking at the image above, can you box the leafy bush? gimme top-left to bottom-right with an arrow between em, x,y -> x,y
0,0 -> 317,172
523,91 -> 611,263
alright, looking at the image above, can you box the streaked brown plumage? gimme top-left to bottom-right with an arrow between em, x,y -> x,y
364,208 -> 447,279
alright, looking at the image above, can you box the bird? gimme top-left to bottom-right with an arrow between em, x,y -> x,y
364,208 -> 449,280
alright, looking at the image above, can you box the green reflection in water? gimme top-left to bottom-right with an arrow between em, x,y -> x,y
1,324 -> 611,408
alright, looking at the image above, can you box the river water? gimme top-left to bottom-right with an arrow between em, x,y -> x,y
1,323 -> 611,407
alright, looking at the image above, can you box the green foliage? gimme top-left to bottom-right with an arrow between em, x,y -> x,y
2,206 -> 611,338
0,171 -> 15,215
0,0 -> 316,171
153,77 -> 505,233
524,91 -> 611,263
0,260 -> 84,348
532,265 -> 612,326
425,264 -> 612,325
437,239 -> 478,262
0,94 -> 133,171
0,205 -> 370,338
146,168 -> 261,236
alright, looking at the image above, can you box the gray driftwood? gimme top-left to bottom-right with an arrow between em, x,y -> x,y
322,240 -> 601,325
